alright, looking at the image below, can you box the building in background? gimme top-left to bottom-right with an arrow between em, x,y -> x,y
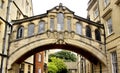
86,0 -> 120,73
0,0 -> 33,73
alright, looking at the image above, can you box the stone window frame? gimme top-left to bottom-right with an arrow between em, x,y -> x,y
111,51 -> 118,73
67,16 -> 71,32
57,12 -> 64,31
93,6 -> 99,19
16,26 -> 24,39
95,29 -> 101,41
106,17 -> 113,35
28,23 -> 35,37
86,25 -> 92,38
38,20 -> 45,34
76,22 -> 82,35
50,18 -> 54,31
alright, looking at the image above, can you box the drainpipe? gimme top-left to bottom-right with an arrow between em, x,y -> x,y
1,0 -> 12,73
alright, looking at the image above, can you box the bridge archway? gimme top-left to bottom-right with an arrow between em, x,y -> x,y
8,4 -> 106,73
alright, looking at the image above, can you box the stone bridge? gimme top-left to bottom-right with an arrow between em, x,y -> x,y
8,4 -> 106,72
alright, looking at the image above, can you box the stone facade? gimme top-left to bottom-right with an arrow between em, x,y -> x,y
87,0 -> 120,73
1,0 -> 120,73
8,3 -> 105,73
0,0 -> 33,73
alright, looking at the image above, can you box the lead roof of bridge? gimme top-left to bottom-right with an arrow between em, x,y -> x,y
12,3 -> 104,29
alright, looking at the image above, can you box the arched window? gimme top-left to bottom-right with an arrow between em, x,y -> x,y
17,26 -> 24,39
57,13 -> 64,31
95,29 -> 101,41
86,26 -> 92,38
67,18 -> 71,32
28,23 -> 34,36
50,18 -> 54,31
38,21 -> 45,33
76,22 -> 82,35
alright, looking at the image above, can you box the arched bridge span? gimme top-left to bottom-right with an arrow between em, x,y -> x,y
8,4 -> 106,69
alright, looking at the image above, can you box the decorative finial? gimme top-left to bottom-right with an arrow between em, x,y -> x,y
59,3 -> 63,7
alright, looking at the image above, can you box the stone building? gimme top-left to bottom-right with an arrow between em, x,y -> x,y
86,0 -> 120,73
1,0 -> 120,73
0,0 -> 33,73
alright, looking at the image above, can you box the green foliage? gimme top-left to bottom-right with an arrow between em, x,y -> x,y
49,50 -> 77,62
48,62 -> 58,73
48,57 -> 68,73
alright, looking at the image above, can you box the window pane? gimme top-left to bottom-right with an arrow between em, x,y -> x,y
28,24 -> 34,36
50,18 -> 54,31
94,7 -> 98,18
107,17 -> 113,34
38,21 -> 45,33
57,13 -> 64,31
17,26 -> 24,39
95,29 -> 101,41
111,51 -> 118,73
86,26 -> 92,38
76,23 -> 82,35
67,19 -> 71,32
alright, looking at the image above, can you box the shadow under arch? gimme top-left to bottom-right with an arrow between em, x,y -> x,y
8,38 -> 106,69
15,43 -> 100,65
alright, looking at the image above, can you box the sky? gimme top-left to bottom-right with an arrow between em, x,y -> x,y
32,0 -> 89,18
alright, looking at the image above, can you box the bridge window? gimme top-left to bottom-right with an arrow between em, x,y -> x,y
17,26 -> 24,39
95,29 -> 101,41
76,22 -> 82,35
57,13 -> 64,31
50,18 -> 54,31
67,18 -> 71,32
38,21 -> 45,34
111,51 -> 118,73
28,23 -> 35,36
86,26 -> 92,38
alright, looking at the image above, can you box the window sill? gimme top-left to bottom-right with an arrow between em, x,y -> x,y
106,32 -> 114,38
103,3 -> 110,11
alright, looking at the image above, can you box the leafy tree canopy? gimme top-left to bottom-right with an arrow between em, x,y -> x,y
48,57 -> 68,73
49,50 -> 77,62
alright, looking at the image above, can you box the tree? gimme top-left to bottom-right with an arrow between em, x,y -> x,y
48,57 -> 68,73
48,62 -> 58,73
49,50 -> 77,62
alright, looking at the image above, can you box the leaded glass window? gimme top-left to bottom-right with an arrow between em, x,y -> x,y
107,17 -> 113,35
86,26 -> 92,38
57,13 -> 64,31
50,18 -> 54,31
17,26 -> 24,39
38,21 -> 45,33
28,24 -> 34,36
76,23 -> 82,35
95,29 -> 101,41
67,18 -> 71,32
111,51 -> 118,73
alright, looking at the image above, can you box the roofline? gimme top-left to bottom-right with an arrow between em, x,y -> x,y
74,15 -> 104,29
12,13 -> 47,24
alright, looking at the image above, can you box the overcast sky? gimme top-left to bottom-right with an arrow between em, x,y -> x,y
32,0 -> 89,18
